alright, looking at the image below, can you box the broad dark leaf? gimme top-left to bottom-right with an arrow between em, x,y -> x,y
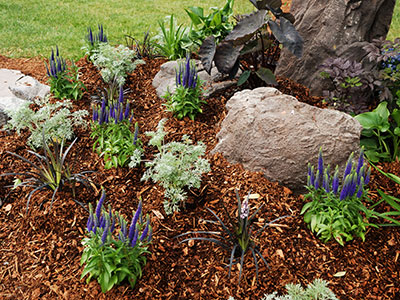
228,59 -> 240,79
240,35 -> 273,55
282,12 -> 295,23
214,41 -> 241,74
255,67 -> 278,85
224,10 -> 268,45
199,36 -> 216,74
269,17 -> 303,58
237,70 -> 251,86
260,0 -> 282,10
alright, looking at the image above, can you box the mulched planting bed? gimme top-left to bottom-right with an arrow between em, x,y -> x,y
0,55 -> 399,300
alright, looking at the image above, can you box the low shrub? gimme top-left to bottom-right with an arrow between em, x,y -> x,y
45,47 -> 86,100
301,148 -> 376,246
81,191 -> 152,293
164,55 -> 205,120
3,96 -> 88,150
141,119 -> 210,214
177,189 -> 289,284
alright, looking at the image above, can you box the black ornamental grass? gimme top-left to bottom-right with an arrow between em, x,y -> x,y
176,189 -> 289,285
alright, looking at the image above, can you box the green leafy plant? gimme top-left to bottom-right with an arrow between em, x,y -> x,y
185,0 -> 234,47
81,191 -> 152,293
355,100 -> 400,162
301,148 -> 376,246
3,96 -> 88,150
164,55 -> 205,120
177,189 -> 289,285
199,0 -> 303,87
369,163 -> 400,226
1,131 -> 93,212
154,15 -> 189,60
142,119 -> 210,214
91,88 -> 143,169
45,47 -> 86,100
91,43 -> 145,88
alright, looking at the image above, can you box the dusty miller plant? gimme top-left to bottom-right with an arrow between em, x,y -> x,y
3,96 -> 88,149
91,43 -> 145,88
141,119 -> 210,214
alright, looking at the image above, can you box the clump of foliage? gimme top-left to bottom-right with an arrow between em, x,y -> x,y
185,0 -> 235,47
177,189 -> 289,285
154,15 -> 190,60
91,43 -> 145,89
1,131 -> 93,212
319,57 -> 376,113
125,29 -> 158,59
83,24 -> 108,59
229,278 -> 338,300
355,100 -> 400,162
199,0 -> 303,88
141,119 -> 210,214
301,148 -> 376,246
3,96 -> 88,150
45,47 -> 86,100
81,191 -> 152,293
164,55 -> 205,120
91,87 -> 143,169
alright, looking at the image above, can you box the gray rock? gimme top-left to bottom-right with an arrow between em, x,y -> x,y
9,75 -> 50,101
152,60 -> 237,99
212,87 -> 362,192
275,0 -> 396,96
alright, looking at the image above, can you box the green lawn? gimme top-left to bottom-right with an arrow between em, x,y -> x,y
0,0 -> 398,59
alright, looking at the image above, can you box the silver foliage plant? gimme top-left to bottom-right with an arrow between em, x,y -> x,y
4,96 -> 88,149
141,118 -> 210,215
228,279 -> 338,300
91,43 -> 145,87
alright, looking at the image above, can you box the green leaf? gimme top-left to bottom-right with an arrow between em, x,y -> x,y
237,70 -> 251,86
255,67 -> 278,85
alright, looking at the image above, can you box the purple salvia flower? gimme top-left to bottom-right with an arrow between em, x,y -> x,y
357,165 -> 366,186
340,175 -> 351,201
86,214 -> 93,232
314,170 -> 320,190
323,172 -> 330,193
309,165 -> 315,188
118,108 -> 124,122
365,167 -> 371,185
101,218 -> 109,245
128,201 -> 142,241
343,152 -> 354,180
124,101 -> 130,119
99,215 -> 106,229
92,107 -> 98,122
348,172 -> 358,197
356,177 -> 364,199
317,147 -> 324,186
95,190 -> 106,221
130,225 -> 139,247
356,148 -> 365,174
133,122 -> 139,145
140,216 -> 150,242
147,226 -> 153,242
118,86 -> 124,104
104,109 -> 109,123
56,45 -> 59,57
332,166 -> 339,195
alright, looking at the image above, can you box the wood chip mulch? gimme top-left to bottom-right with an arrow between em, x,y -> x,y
0,54 -> 399,300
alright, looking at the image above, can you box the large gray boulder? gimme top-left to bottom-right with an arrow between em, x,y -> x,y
0,69 -> 50,128
152,60 -> 237,99
212,87 -> 362,192
276,0 -> 396,96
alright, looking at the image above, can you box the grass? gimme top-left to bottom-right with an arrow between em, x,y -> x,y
0,0 -> 397,59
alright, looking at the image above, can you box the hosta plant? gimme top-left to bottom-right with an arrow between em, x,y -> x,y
81,192 -> 152,293
199,0 -> 303,87
355,100 -> 400,162
45,47 -> 86,100
3,96 -> 88,150
177,189 -> 289,284
91,87 -> 143,169
301,148 -> 376,246
164,55 -> 205,120
1,131 -> 93,212
185,0 -> 234,47
142,119 -> 210,214
83,24 -> 108,60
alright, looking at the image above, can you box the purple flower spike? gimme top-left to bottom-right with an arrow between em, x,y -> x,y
101,218 -> 109,245
118,86 -> 124,104
343,152 -> 354,180
332,166 -> 339,195
309,165 -> 315,187
140,216 -> 150,242
124,101 -> 130,119
128,201 -> 142,241
119,108 -> 124,122
92,107 -> 98,122
95,190 -> 106,221
356,177 -> 364,198
340,175 -> 351,201
133,123 -> 139,145
365,167 -> 371,185
147,226 -> 153,242
130,225 -> 139,248
356,148 -> 365,174
86,214 -> 93,232
323,172 -> 330,193
314,170 -> 320,190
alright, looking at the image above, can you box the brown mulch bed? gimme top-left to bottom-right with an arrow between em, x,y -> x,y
0,54 -> 399,300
